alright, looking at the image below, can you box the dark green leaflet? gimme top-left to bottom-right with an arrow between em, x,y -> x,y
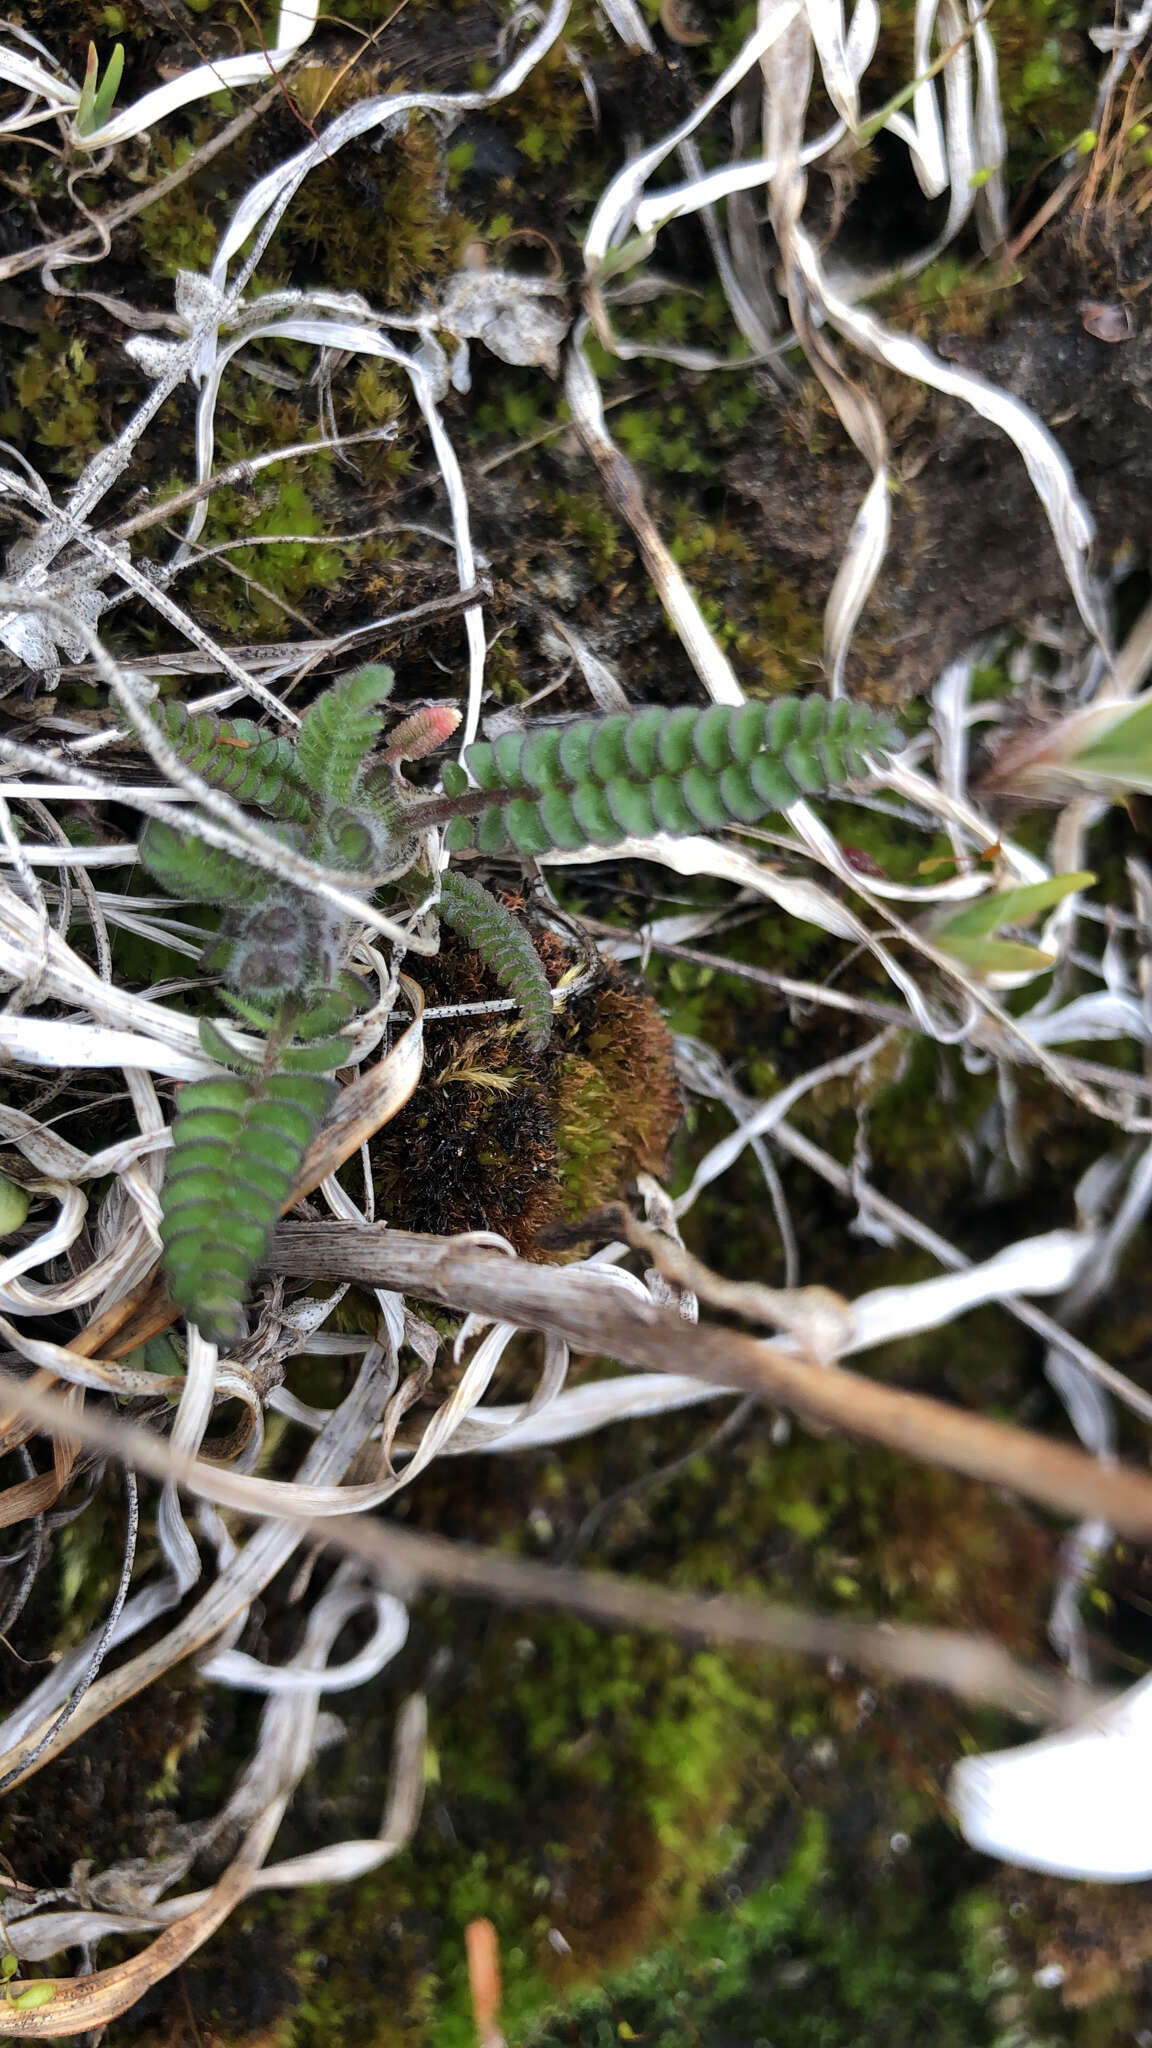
295,663 -> 395,806
439,870 -> 553,1051
161,1058 -> 335,1346
155,702 -> 312,823
441,696 -> 901,854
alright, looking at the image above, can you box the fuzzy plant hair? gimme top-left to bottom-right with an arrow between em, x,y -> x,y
137,676 -> 902,1341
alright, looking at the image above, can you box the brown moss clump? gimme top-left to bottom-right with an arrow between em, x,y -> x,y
368,911 -> 681,1251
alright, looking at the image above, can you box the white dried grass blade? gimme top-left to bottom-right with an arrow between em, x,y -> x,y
951,1673 -> 1152,1880
805,0 -> 876,125
8,1693 -> 426,1958
0,43 -> 78,106
824,468 -> 891,693
75,0 -> 319,148
565,332 -> 743,703
632,123 -> 843,237
0,1346 -> 394,1779
786,795 -> 1010,905
201,1590 -> 407,1694
0,1015 -> 218,1079
543,831 -> 959,1036
673,1031 -> 891,1220
443,1331 -> 569,1451
884,0 -> 948,195
177,311 -> 486,746
970,0 -> 1007,245
470,1373 -> 729,1450
584,1 -> 803,270
158,1328 -> 219,1598
849,1231 -> 1093,1351
790,226 -> 1106,644
1022,993 -> 1152,1047
597,0 -> 655,49
0,1183 -> 86,1298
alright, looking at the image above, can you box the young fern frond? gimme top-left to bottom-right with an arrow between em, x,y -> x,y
138,819 -> 271,904
439,871 -> 554,1051
295,663 -> 395,807
154,703 -> 312,822
438,695 -> 902,853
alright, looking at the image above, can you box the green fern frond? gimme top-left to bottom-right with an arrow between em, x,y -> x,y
440,696 -> 902,854
138,819 -> 269,904
439,871 -> 554,1051
161,1065 -> 336,1345
295,664 -> 395,807
155,703 -> 312,823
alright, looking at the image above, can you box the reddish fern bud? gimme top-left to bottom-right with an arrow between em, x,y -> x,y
382,703 -> 462,766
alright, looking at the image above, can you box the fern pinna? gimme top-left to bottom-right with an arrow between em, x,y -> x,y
138,676 -> 900,1342
438,871 -> 554,1052
434,695 -> 901,854
161,1042 -> 336,1345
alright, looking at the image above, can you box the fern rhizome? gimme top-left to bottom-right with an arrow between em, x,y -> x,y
139,676 -> 901,1343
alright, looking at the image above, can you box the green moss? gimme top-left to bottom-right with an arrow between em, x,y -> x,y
526,1812 -> 1007,2048
133,127 -> 231,278
287,119 -> 476,305
3,328 -> 107,480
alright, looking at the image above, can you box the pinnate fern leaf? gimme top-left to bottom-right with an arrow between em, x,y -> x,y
439,871 -> 553,1051
161,1055 -> 336,1345
295,663 -> 395,807
441,696 -> 901,854
138,818 -> 269,904
155,702 -> 312,822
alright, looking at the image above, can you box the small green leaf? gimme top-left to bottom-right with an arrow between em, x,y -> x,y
935,935 -> 1057,975
679,765 -> 731,830
492,732 -> 526,786
656,706 -> 702,775
570,783 -> 619,844
748,755 -> 798,810
589,714 -> 632,782
520,728 -> 565,790
536,789 -> 586,849
691,702 -> 735,770
649,775 -> 699,835
1071,698 -> 1152,786
0,1179 -> 29,1235
502,797 -> 553,855
75,40 -> 124,135
10,1982 -> 58,2009
556,719 -> 600,784
621,706 -> 668,778
603,777 -> 657,837
295,663 -> 394,805
935,872 -> 1094,944
463,743 -> 505,793
198,1017 -> 256,1073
